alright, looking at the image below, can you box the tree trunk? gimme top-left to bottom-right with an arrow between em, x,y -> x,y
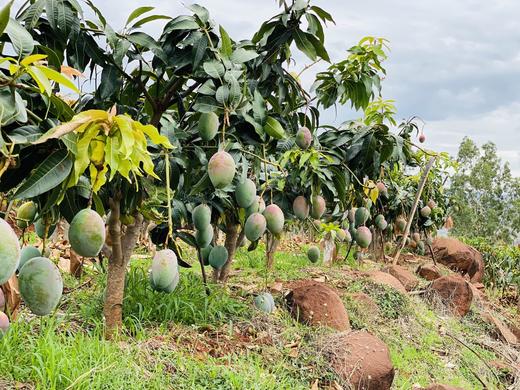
393,156 -> 436,265
69,249 -> 83,279
236,228 -> 246,248
103,196 -> 143,339
214,222 -> 239,283
266,232 -> 279,269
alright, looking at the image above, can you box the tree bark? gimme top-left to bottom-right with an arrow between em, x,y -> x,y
103,196 -> 143,339
69,249 -> 83,279
214,222 -> 239,283
266,232 -> 279,269
393,156 -> 436,265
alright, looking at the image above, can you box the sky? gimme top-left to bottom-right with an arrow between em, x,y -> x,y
13,0 -> 520,175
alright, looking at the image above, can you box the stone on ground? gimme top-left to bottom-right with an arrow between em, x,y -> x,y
429,275 -> 473,317
432,237 -> 484,282
417,263 -> 442,281
285,282 -> 350,331
367,271 -> 407,294
326,331 -> 394,390
383,265 -> 419,291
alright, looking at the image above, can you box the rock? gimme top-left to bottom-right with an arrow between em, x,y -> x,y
286,283 -> 350,331
429,275 -> 473,317
417,263 -> 441,281
327,331 -> 394,390
481,311 -> 518,345
432,237 -> 484,282
384,265 -> 419,291
367,271 -> 407,294
348,292 -> 379,316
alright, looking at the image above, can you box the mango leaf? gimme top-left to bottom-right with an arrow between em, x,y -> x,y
35,110 -> 108,144
137,122 -> 173,148
230,48 -> 258,63
219,25 -> 233,57
105,134 -> 120,181
293,29 -> 316,61
20,54 -> 47,67
125,6 -> 154,26
19,0 -> 45,29
26,66 -> 52,94
90,162 -> 108,192
6,125 -> 42,144
188,4 -> 209,24
70,125 -> 99,186
203,60 -> 225,79
5,18 -> 34,56
131,14 -> 171,29
13,149 -> 73,199
0,0 -> 13,36
164,15 -> 199,31
114,116 -> 135,158
36,65 -> 80,93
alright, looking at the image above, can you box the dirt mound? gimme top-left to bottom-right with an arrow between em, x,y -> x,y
367,271 -> 407,294
429,275 -> 473,317
383,265 -> 419,291
432,237 -> 484,282
416,263 -> 442,281
285,283 -> 350,331
348,292 -> 379,316
325,331 -> 394,389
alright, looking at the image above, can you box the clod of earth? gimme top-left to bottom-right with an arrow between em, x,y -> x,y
286,282 -> 350,331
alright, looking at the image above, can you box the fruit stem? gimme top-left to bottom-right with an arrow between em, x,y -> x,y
197,247 -> 211,296
164,150 -> 173,246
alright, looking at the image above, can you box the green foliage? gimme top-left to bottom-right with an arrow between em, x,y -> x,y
314,37 -> 388,110
449,137 -> 520,244
460,237 -> 520,298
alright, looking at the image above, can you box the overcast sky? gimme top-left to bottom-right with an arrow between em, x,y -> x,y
15,0 -> 520,174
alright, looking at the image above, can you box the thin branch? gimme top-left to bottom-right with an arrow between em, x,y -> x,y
393,156 -> 436,265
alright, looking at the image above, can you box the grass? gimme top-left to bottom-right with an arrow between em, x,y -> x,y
0,238 -> 514,389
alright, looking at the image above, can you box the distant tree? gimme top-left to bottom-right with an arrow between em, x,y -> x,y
449,137 -> 520,243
